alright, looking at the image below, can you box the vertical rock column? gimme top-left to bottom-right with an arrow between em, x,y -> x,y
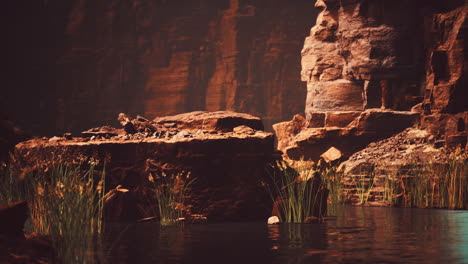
301,0 -> 425,128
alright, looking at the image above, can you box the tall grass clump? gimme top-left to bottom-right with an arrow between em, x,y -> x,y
1,160 -> 106,264
382,152 -> 468,209
319,161 -> 345,215
0,166 -> 29,206
265,160 -> 327,223
148,171 -> 194,226
28,162 -> 106,263
382,172 -> 399,206
352,165 -> 376,205
436,158 -> 468,209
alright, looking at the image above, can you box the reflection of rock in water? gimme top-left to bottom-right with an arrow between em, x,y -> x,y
103,209 -> 468,263
268,223 -> 327,264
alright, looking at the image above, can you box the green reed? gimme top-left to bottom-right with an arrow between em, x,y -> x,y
352,165 -> 376,205
30,163 -> 106,263
148,171 -> 194,226
382,156 -> 467,209
319,161 -> 345,216
0,167 -> 28,206
1,161 -> 106,263
382,172 -> 399,206
265,160 -> 327,223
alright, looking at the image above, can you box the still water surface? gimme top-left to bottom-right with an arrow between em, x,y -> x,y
105,206 -> 468,264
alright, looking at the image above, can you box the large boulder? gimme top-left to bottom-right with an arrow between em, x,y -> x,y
275,109 -> 419,161
15,111 -> 276,222
281,0 -> 467,162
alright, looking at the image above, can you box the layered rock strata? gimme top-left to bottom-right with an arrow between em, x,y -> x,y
275,109 -> 418,161
2,0 -> 315,136
275,0 -> 467,161
420,1 -> 467,149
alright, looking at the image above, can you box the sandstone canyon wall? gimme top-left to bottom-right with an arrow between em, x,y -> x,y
275,0 -> 467,161
1,0 -> 316,136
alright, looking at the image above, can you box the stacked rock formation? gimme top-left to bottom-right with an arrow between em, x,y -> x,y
275,0 -> 467,161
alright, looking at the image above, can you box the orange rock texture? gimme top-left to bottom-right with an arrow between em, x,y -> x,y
1,0 -> 316,136
275,0 -> 467,160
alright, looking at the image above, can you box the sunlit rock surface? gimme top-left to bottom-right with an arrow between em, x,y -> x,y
275,109 -> 418,160
275,0 -> 467,161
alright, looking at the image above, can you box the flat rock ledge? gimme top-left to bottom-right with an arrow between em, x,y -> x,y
14,111 -> 276,222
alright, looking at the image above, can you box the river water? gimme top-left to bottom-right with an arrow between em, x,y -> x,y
104,206 -> 468,264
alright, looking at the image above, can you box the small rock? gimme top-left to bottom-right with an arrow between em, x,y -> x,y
320,147 -> 342,163
81,126 -> 122,138
267,216 -> 280,225
173,130 -> 191,139
163,122 -> 177,128
48,136 -> 61,143
118,113 -> 137,134
63,133 -> 72,140
136,115 -> 150,122
233,125 -> 255,135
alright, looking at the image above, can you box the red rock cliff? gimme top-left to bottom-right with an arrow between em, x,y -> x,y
1,0 -> 316,136
275,0 -> 467,160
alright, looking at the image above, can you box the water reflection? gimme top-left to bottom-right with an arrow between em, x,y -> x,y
268,223 -> 327,264
105,222 -> 273,264
268,206 -> 468,264
104,206 -> 468,264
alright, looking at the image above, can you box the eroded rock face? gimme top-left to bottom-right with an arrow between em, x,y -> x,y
275,109 -> 418,161
15,111 -> 276,222
301,0 -> 426,115
275,0 -> 467,161
2,0 -> 315,136
419,2 -> 467,150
